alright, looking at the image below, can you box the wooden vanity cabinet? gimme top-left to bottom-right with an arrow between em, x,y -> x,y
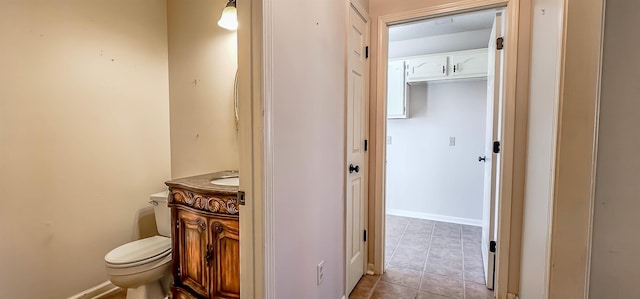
166,173 -> 240,299
174,210 -> 210,296
209,218 -> 240,297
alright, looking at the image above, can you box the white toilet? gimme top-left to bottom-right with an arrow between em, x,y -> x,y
105,191 -> 172,299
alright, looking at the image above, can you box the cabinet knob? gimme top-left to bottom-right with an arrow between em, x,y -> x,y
349,164 -> 360,174
214,223 -> 223,234
478,156 -> 487,162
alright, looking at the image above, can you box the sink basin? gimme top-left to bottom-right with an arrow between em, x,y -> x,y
210,177 -> 239,187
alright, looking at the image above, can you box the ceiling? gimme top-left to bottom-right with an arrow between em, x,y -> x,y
389,10 -> 497,42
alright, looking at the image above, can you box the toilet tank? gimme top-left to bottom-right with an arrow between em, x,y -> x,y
150,191 -> 171,237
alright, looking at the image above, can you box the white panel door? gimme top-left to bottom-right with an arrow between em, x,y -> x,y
481,11 -> 503,291
346,3 -> 367,295
387,60 -> 407,118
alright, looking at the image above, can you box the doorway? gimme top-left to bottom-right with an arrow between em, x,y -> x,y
383,9 -> 503,298
357,0 -> 524,297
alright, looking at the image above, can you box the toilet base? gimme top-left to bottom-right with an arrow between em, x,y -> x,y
125,280 -> 165,299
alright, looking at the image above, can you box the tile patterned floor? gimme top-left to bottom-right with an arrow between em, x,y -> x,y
350,215 -> 494,299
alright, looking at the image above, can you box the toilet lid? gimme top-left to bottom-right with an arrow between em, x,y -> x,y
105,236 -> 171,265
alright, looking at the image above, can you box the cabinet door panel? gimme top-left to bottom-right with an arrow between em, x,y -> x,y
387,60 -> 408,118
210,219 -> 240,298
450,49 -> 488,78
406,55 -> 447,82
176,210 -> 209,297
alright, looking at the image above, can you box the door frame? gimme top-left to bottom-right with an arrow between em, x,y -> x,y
371,1 -> 529,298
237,0 -> 266,298
547,0 -> 604,297
345,0 -> 371,296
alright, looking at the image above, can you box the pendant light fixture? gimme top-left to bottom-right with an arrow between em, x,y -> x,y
218,0 -> 238,31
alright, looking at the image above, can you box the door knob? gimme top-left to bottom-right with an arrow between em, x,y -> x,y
349,164 -> 360,173
478,156 -> 487,162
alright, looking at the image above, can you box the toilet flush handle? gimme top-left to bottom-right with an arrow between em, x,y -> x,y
148,200 -> 158,206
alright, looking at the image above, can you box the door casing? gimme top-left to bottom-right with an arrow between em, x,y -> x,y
237,0 -> 266,298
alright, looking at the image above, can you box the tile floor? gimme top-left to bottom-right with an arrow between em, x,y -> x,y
349,215 -> 493,299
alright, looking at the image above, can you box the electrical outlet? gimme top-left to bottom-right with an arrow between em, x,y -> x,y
317,260 -> 325,285
387,136 -> 392,145
449,136 -> 456,146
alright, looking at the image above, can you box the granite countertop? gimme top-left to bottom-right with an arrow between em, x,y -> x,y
165,170 -> 239,195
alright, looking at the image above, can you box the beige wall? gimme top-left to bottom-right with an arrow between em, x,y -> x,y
589,0 -> 640,297
0,1 -> 171,298
167,0 -> 239,179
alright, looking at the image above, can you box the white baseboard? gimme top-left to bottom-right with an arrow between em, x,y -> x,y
507,293 -> 519,299
67,281 -> 121,299
386,209 -> 482,227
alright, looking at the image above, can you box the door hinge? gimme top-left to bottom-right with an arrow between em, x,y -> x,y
363,230 -> 367,242
365,46 -> 369,59
497,37 -> 504,50
238,190 -> 246,205
490,241 -> 497,253
364,139 -> 368,152
493,141 -> 501,154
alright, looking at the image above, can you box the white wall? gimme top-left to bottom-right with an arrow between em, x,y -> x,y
518,0 -> 563,297
167,0 -> 240,179
389,29 -> 492,59
386,80 -> 487,224
0,1 -> 171,298
270,0 -> 345,298
589,0 -> 640,297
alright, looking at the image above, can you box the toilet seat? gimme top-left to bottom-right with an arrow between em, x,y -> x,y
105,236 -> 171,268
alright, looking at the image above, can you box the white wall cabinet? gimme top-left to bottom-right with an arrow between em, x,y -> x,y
449,49 -> 489,78
388,48 -> 488,119
405,48 -> 488,83
405,54 -> 448,82
387,60 -> 408,118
